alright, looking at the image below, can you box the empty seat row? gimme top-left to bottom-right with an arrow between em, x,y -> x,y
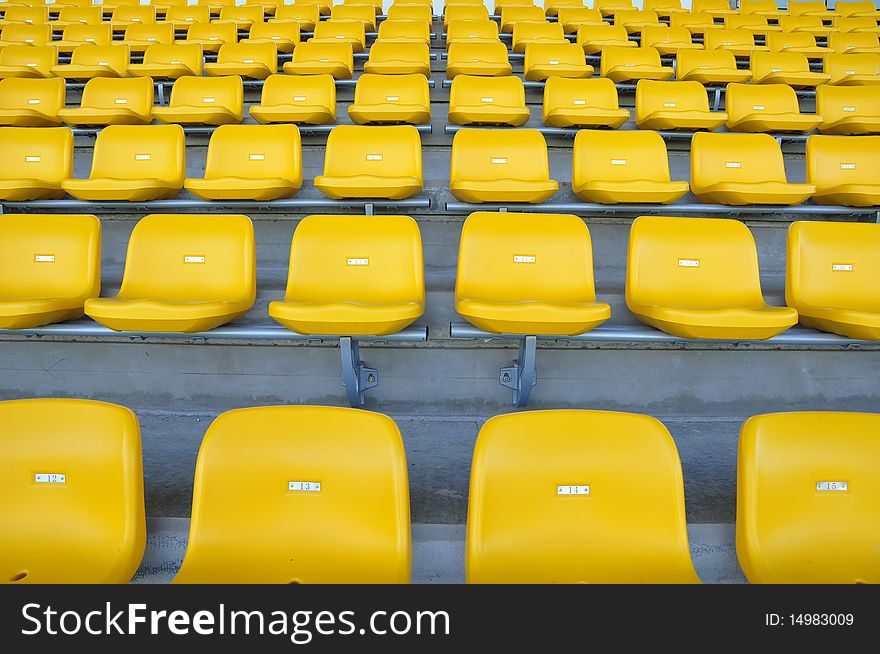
3,398 -> 877,583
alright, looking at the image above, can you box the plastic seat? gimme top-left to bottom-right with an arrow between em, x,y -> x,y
239,20 -> 299,53
542,76 -> 630,128
245,0 -> 281,14
466,410 -> 699,583
545,0 -> 587,16
704,29 -> 769,58
269,215 -> 424,336
455,212 -> 610,335
450,129 -> 558,203
767,32 -> 831,57
443,4 -> 490,29
311,19 -> 366,53
123,22 -> 174,54
314,125 -> 423,200
837,1 -> 880,19
627,215 -> 798,339
740,0 -> 787,19
57,77 -> 153,127
273,5 -> 320,31
377,19 -> 431,45
54,24 -> 113,54
511,21 -> 567,54
693,0 -> 736,15
152,75 -> 242,125
213,5 -> 263,29
363,41 -> 431,76
736,412 -> 880,583
829,31 -> 880,54
282,41 -> 353,78
164,5 -> 211,29
50,44 -> 129,80
781,15 -> 838,37
0,126 -> 72,201
0,44 -> 54,78
0,398 -> 145,584
817,84 -> 880,134
50,6 -> 102,30
787,221 -> 880,338
615,9 -> 660,34
62,125 -> 186,201
330,4 -> 376,31
601,45 -> 673,83
127,43 -> 203,80
573,129 -> 688,204
446,41 -> 512,78
556,8 -> 604,34
294,0 -> 331,16
595,0 -> 634,18
641,26 -> 703,55
499,6 -> 545,34
577,24 -> 637,55
0,213 -> 100,329
249,73 -> 335,125
0,6 -> 48,27
0,77 -> 65,126
172,406 -> 410,584
109,7 -> 156,31
670,11 -> 717,36
726,83 -> 822,133
690,132 -> 816,205
494,0 -> 541,10
449,74 -> 529,126
806,134 -> 880,206
524,42 -> 593,80
834,17 -> 880,34
825,52 -> 880,84
0,24 -> 52,50
645,0 -> 688,18
751,50 -> 831,86
725,14 -> 781,37
348,73 -> 430,124
184,124 -> 301,201
181,22 -> 238,54
676,49 -> 753,84
204,42 -> 276,79
788,1 -> 834,17
387,4 -> 432,24
635,80 -> 726,131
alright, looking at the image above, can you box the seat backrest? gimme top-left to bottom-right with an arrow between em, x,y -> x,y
670,10 -> 716,28
806,133 -> 879,194
513,21 -> 566,42
543,76 -> 621,115
578,24 -> 631,43
737,412 -> 880,583
165,5 -> 211,24
0,44 -> 56,75
0,77 -> 65,114
216,42 -> 277,70
56,6 -> 102,24
836,1 -> 877,17
175,406 -> 411,583
330,4 -> 375,24
602,44 -> 661,73
0,398 -> 145,584
726,14 -> 769,29
142,43 -> 204,74
752,50 -> 811,77
691,132 -> 790,188
60,23 -> 112,46
0,213 -> 100,302
574,129 -> 674,184
465,409 -> 697,584
740,0 -> 778,13
1,24 -> 52,47
500,5 -> 546,23
367,40 -> 429,63
789,1 -> 830,15
444,5 -> 491,25
447,40 -> 509,64
117,213 -> 254,303
217,5 -> 263,22
816,83 -> 879,123
645,0 -> 683,12
726,82 -> 800,121
693,0 -> 732,11
557,7 -> 604,24
825,52 -> 880,78
168,74 -> 242,111
274,5 -> 321,23
387,4 -> 432,22
79,76 -> 154,116
354,72 -> 430,107
767,31 -> 819,51
615,8 -> 659,24
525,41 -> 586,68
88,125 -> 185,185
260,72 -> 335,107
124,22 -> 174,44
292,41 -> 354,65
636,79 -> 710,116
378,19 -> 431,41
70,44 -> 130,71
595,0 -> 635,12
780,15 -> 825,32
456,212 -> 598,306
1,6 -> 48,24
829,31 -> 880,53
642,25 -> 693,47
451,74 -> 525,108
445,19 -> 498,42
313,18 -> 366,41
202,124 -> 301,185
626,215 -> 768,309
836,17 -> 880,32
677,48 -> 739,75
186,21 -> 238,43
705,28 -> 755,49
111,6 -> 156,23
786,219 -> 880,313
0,126 -> 72,185
451,128 -> 551,184
322,124 -> 423,181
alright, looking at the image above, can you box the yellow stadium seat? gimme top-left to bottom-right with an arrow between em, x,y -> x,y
152,75 -> 242,125
635,80 -> 726,131
0,127 -> 71,201
269,215 -> 424,336
450,129 -> 558,203
602,45 -> 673,83
184,124 -> 301,201
109,6 -> 157,31
499,6 -> 545,34
817,84 -> 880,134
54,23 -> 112,54
123,22 -> 175,55
449,74 -> 529,126
239,20 -> 299,53
181,21 -> 238,54
444,19 -> 499,47
751,51 -> 831,86
315,125 -> 423,200
740,0 -> 787,19
545,0 -> 583,16
345,0 -> 382,10
512,21 -> 566,54
0,77 -> 65,126
62,125 -> 186,202
726,82 -> 823,133
789,1 -> 834,17
767,32 -> 831,57
670,11 -> 717,36
363,41 -> 431,76
128,43 -> 203,80
676,49 -> 753,84
330,4 -> 376,31
645,0 -> 687,16
213,5 -> 263,28
690,132 -> 816,205
825,52 -> 880,84
787,221 -> 880,338
164,5 -> 211,29
806,134 -> 880,206
641,25 -> 703,55
0,44 -> 54,78
272,5 -> 319,31
282,41 -> 353,78
443,4 -> 490,29
0,398 -> 145,584
466,410 -> 699,583
524,42 -> 593,80
172,406 -> 410,584
245,0 -> 280,14
725,14 -> 781,37
829,31 -> 880,54
0,24 -> 52,50
294,0 -> 331,15
573,129 -> 688,204
50,44 -> 129,80
249,73 -> 335,124
387,4 -> 432,23
542,76 -> 630,128
57,77 -> 153,127
693,0 -> 735,16
348,72 -> 430,124
377,19 -> 431,45
204,42 -> 277,79
615,9 -> 660,34
577,24 -> 637,54
311,19 -> 366,53
455,211 -> 609,335
736,412 -> 880,583
595,0 -> 634,18
627,216 -> 798,339
837,1 -> 880,18
51,6 -> 102,30
446,41 -> 512,78
556,8 -> 604,34
0,6 -> 48,27
834,17 -> 880,33
781,15 -> 837,37
704,29 -> 769,58
0,213 -> 100,329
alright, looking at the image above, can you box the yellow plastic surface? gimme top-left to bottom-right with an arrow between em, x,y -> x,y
546,0 -> 589,17
830,31 -> 880,54
524,41 -> 594,80
55,24 -> 113,54
330,4 -> 376,31
455,212 -> 610,335
817,84 -> 880,134
58,77 -> 153,126
511,21 -> 567,54
273,5 -> 319,31
837,1 -> 880,18
128,43 -> 203,79
781,15 -> 836,37
645,0 -> 687,16
825,52 -> 880,84
204,42 -> 276,79
750,50 -> 832,86
295,0 -> 331,16
0,6 -> 48,27
670,11 -> 717,35
466,410 -> 699,583
805,133 -> 880,206
635,79 -> 726,131
736,412 -> 880,583
499,6 -> 545,33
386,5 -> 432,24
214,5 -> 263,28
164,5 -> 211,30
315,124 -> 423,199
725,82 -> 823,132
450,128 -> 558,203
640,25 -> 703,55
123,22 -> 173,54
311,19 -> 366,53
85,213 -> 255,332
693,0 -> 736,15
0,126 -> 72,201
348,72 -> 430,124
0,398 -> 145,584
446,41 -> 512,78
676,49 -> 752,84
448,74 -> 529,126
109,6 -> 157,30
691,132 -> 816,205
0,44 -> 55,78
626,216 -> 798,339
577,24 -> 637,54
835,17 -> 880,34
573,129 -> 689,204
240,20 -> 300,53
615,8 -> 660,34
740,0 -> 787,18
173,406 -> 410,584
0,77 -> 65,126
269,214 -> 424,336
542,76 -> 629,128
443,5 -> 490,29
767,31 -> 831,57
601,44 -> 674,82
725,14 -> 781,37
595,0 -> 635,17
62,125 -> 186,201
377,19 -> 431,45
181,22 -> 238,54
0,213 -> 100,329
283,41 -> 353,78
557,8 -> 604,34
363,41 -> 431,76
789,1 -> 834,17
152,75 -> 243,125
250,73 -> 335,124
51,6 -> 103,30
50,44 -> 129,80
0,24 -> 52,51
704,28 -> 769,57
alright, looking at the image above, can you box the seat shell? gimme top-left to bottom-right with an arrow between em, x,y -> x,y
50,44 -> 129,80
816,84 -> 880,134
829,31 -> 880,54
0,44 -> 56,78
377,19 -> 431,45
751,50 -> 832,87
524,42 -> 594,81
725,14 -> 781,37
240,21 -> 300,54
213,5 -> 264,28
615,8 -> 661,34
444,19 -> 499,47
54,24 -> 113,54
725,82 -> 823,133
511,21 -> 567,54
0,24 -> 52,51
446,41 -> 512,78
204,42 -> 277,80
164,5 -> 211,30
557,8 -> 605,34
499,6 -> 546,33
806,134 -> 880,206
542,76 -> 630,128
641,25 -> 703,55
825,52 -> 880,85
249,73 -> 336,125
676,49 -> 752,84
181,22 -> 238,54
670,11 -> 717,36
348,73 -> 431,125
0,126 -> 72,201
363,41 -> 431,77
601,44 -> 674,83
330,4 -> 377,31
577,24 -> 638,55
283,41 -> 354,79
595,0 -> 635,17
152,75 -> 243,125
837,1 -> 880,19
273,5 -> 320,31
123,22 -> 174,54
635,79 -> 727,131
693,0 -> 736,16
449,74 -> 530,126
704,28 -> 769,58
128,43 -> 204,80
57,77 -> 154,126
740,0 -> 787,19
311,19 -> 366,53
0,77 -> 65,126
443,5 -> 491,30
